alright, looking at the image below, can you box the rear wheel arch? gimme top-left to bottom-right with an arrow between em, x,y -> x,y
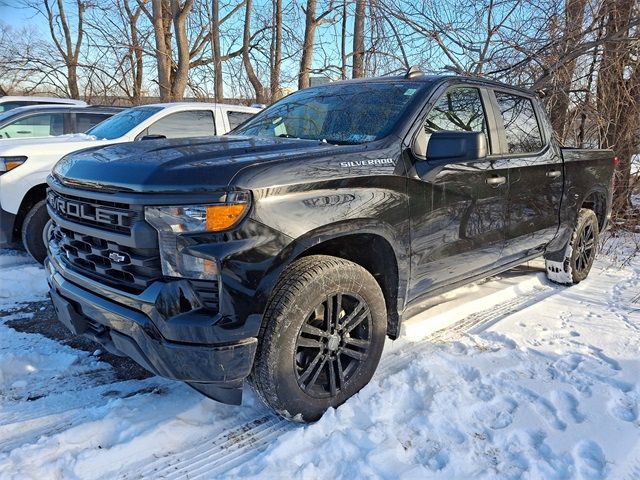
581,190 -> 607,231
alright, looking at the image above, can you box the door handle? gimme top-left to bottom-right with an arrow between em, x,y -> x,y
486,176 -> 506,185
16,130 -> 31,134
546,170 -> 562,178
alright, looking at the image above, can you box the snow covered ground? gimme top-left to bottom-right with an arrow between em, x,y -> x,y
0,238 -> 638,480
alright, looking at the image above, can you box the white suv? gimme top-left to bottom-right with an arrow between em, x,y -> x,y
0,102 -> 259,262
0,96 -> 87,113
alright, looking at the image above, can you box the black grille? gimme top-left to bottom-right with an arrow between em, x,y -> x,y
47,190 -> 139,234
50,223 -> 161,293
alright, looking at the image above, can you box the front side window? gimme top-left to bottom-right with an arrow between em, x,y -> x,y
425,87 -> 487,135
87,106 -> 162,140
144,110 -> 216,138
233,82 -> 427,144
0,113 -> 65,138
494,92 -> 543,154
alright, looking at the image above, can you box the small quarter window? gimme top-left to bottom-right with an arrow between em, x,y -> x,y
494,92 -> 543,154
227,111 -> 254,130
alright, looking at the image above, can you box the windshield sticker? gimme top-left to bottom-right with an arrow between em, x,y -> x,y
404,88 -> 417,96
340,158 -> 395,168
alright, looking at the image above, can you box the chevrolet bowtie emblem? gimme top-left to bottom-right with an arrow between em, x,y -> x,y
109,252 -> 126,263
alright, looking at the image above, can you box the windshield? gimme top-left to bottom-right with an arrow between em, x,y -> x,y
87,106 -> 162,140
233,82 -> 426,144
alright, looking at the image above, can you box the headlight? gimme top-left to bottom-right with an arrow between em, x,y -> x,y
145,191 -> 250,279
0,156 -> 27,173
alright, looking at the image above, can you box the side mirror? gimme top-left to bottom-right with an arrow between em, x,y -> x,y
412,130 -> 488,163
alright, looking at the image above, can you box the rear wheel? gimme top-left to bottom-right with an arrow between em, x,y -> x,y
250,255 -> 387,422
21,199 -> 50,264
545,208 -> 599,285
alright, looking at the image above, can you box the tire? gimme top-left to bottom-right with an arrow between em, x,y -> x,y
545,208 -> 599,285
250,255 -> 387,422
21,199 -> 50,264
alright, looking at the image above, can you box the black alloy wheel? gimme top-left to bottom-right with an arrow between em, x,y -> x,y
574,221 -> 596,275
294,293 -> 372,398
250,255 -> 387,422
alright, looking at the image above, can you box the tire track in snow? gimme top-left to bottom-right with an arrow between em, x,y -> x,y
0,380 -> 167,453
120,282 -> 558,479
128,415 -> 289,480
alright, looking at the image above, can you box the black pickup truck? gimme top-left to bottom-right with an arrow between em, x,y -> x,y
44,72 -> 615,421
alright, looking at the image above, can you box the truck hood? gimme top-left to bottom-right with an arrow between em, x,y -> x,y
52,136 -> 340,193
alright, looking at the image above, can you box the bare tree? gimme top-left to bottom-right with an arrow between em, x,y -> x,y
145,0 -> 195,101
597,0 -> 640,214
545,0 -> 588,140
298,0 -> 338,89
41,0 -> 87,98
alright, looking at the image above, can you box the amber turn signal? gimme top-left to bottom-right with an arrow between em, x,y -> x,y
205,204 -> 249,231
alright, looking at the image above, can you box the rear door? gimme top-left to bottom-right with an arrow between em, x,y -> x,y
407,84 -> 508,300
489,90 -> 563,260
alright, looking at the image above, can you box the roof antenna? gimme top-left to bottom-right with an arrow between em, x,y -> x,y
405,66 -> 424,79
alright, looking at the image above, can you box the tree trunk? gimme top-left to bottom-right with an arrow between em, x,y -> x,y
170,0 -> 194,101
242,0 -> 266,103
211,0 -> 223,101
67,64 -> 80,99
341,1 -> 347,80
270,0 -> 282,101
151,0 -> 171,101
124,0 -> 143,101
298,0 -> 317,90
352,0 -> 365,78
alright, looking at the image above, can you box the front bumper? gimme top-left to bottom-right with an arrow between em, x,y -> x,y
0,206 -> 16,247
45,255 -> 258,405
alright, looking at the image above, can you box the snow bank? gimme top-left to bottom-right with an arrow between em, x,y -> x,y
0,264 -> 48,306
0,243 -> 638,479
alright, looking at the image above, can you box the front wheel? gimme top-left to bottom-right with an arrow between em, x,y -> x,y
250,255 -> 387,422
545,208 -> 599,285
21,199 -> 50,264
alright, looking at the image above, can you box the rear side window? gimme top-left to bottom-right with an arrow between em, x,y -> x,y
494,92 -> 543,154
0,113 -> 65,138
76,113 -> 111,132
0,101 -> 31,113
227,110 -> 254,130
147,110 -> 216,138
424,87 -> 486,134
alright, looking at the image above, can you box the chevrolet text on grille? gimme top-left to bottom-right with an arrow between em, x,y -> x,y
48,193 -> 128,227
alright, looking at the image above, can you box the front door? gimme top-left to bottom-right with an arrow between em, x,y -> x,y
407,85 -> 508,301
